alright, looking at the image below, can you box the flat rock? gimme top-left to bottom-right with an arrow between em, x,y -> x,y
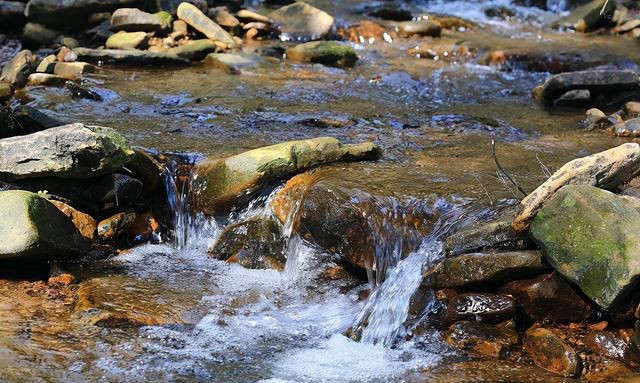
192,137 -> 380,215
444,293 -> 516,324
445,321 -> 518,357
105,31 -> 149,50
52,61 -> 94,80
444,218 -> 529,257
176,2 -> 236,48
73,47 -> 189,66
168,39 -> 218,61
110,8 -> 163,32
285,41 -> 358,68
27,73 -> 67,87
269,1 -> 334,41
0,123 -> 134,180
530,185 -> 640,309
0,190 -> 88,260
524,327 -> 581,377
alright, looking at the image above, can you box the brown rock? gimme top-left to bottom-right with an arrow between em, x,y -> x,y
49,199 -> 97,241
444,293 -> 517,324
524,327 -> 581,377
445,321 -> 519,357
128,211 -> 160,242
337,21 -> 394,44
52,61 -> 94,80
48,273 -> 75,285
584,331 -> 633,363
97,212 -> 136,240
499,273 -> 595,322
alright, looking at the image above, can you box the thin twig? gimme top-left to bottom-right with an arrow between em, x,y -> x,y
535,153 -> 552,178
491,139 -> 527,198
600,0 -> 610,15
471,172 -> 493,206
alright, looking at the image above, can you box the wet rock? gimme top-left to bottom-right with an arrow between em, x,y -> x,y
168,39 -> 218,61
128,211 -> 160,242
177,2 -> 237,48
207,6 -> 240,29
0,49 -> 39,88
524,327 -> 581,377
0,1 -> 26,29
35,54 -> 56,73
285,41 -> 357,68
532,70 -> 640,108
269,1 -> 334,41
0,190 -> 88,260
48,199 -> 97,241
125,149 -> 163,195
97,211 -> 136,240
105,31 -> 149,50
512,143 -> 640,233
443,293 -> 517,324
0,83 -> 12,102
6,105 -> 64,137
25,0 -> 151,31
445,321 -> 518,357
110,8 -> 164,32
210,217 -> 286,271
22,22 -> 59,47
73,47 -> 190,65
74,276 -> 189,326
530,185 -> 640,309
625,101 -> 640,118
583,107 -> 616,130
65,81 -> 102,101
52,61 -> 94,80
337,20 -> 393,44
610,118 -> 640,137
500,273 -> 595,322
204,52 -> 256,73
236,9 -> 269,23
0,123 -> 134,180
584,331 -> 633,362
192,137 -> 380,215
87,173 -> 143,205
554,89 -> 591,107
560,0 -> 616,32
444,218 -> 530,257
422,250 -> 548,289
396,19 -> 442,38
484,6 -> 515,19
368,8 -> 412,21
484,50 -> 602,74
408,43 -> 474,62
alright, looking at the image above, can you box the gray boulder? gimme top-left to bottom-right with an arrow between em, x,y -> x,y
269,1 -> 334,41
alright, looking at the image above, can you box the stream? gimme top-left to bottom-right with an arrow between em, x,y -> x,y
1,0 -> 639,381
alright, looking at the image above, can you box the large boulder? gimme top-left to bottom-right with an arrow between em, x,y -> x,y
513,143 -> 640,233
0,123 -> 135,180
0,50 -> 39,88
530,185 -> 640,309
24,0 -> 153,31
191,137 -> 380,215
176,2 -> 237,48
269,1 -> 334,41
285,41 -> 358,68
0,190 -> 88,260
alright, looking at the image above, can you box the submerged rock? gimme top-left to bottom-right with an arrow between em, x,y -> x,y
422,250 -> 548,289
204,52 -> 260,74
73,47 -> 190,65
530,185 -> 640,309
269,1 -> 334,41
210,217 -> 286,271
610,118 -> 640,137
445,321 -> 519,357
500,273 -> 595,322
532,70 -> 640,108
192,137 -> 380,215
513,143 -> 640,233
0,49 -> 39,88
0,190 -> 88,260
110,8 -> 164,32
524,327 -> 581,377
285,41 -> 358,68
396,19 -> 442,37
444,218 -> 530,257
176,2 -> 237,48
105,31 -> 149,50
0,123 -> 134,180
97,212 -> 136,240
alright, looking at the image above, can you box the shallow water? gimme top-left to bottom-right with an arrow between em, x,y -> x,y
2,0 -> 640,381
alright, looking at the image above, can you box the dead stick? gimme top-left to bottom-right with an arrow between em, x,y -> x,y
491,139 -> 527,198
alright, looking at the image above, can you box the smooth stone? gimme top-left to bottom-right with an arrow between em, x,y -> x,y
27,73 -> 67,87
52,61 -> 94,80
125,149 -> 163,195
0,49 -> 39,88
22,22 -> 59,47
73,47 -> 190,66
397,19 -> 442,37
204,52 -> 258,74
192,137 -> 380,215
110,8 -> 163,32
105,31 -> 149,50
269,1 -> 334,41
445,321 -> 518,357
56,46 -> 77,63
532,70 -> 640,107
48,199 -> 97,241
524,327 -> 581,377
97,212 -> 136,239
60,36 -> 80,49
444,218 -> 529,257
236,9 -> 269,23
530,185 -> 640,309
207,6 -> 240,28
610,118 -> 640,137
176,2 -> 237,48
421,250 -> 548,289
0,190 -> 88,260
584,331 -> 633,363
499,273 -> 595,322
210,217 -> 286,271
168,39 -> 218,61
35,54 -> 56,73
0,123 -> 134,180
285,41 -> 358,68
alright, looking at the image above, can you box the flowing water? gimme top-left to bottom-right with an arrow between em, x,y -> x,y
1,0 -> 640,381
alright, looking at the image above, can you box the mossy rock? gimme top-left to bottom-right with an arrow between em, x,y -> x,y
286,41 -> 358,68
531,185 -> 640,309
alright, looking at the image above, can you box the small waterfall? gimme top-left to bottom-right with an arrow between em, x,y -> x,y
545,0 -> 568,12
